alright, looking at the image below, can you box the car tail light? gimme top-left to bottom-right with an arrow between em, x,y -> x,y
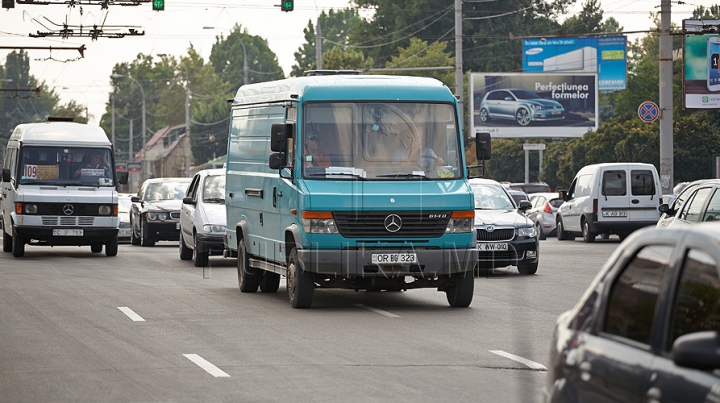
543,202 -> 553,214
593,199 -> 598,214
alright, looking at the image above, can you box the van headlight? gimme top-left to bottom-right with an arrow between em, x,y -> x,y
516,226 -> 537,238
24,204 -> 38,214
203,224 -> 226,234
445,211 -> 474,233
301,211 -> 338,234
98,205 -> 112,215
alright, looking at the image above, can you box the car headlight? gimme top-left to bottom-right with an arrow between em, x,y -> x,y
517,226 -> 537,238
203,224 -> 226,234
98,205 -> 112,215
530,104 -> 544,110
24,204 -> 38,214
147,212 -> 167,221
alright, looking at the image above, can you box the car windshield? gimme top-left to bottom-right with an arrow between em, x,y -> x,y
144,182 -> 189,201
511,90 -> 542,100
302,102 -> 462,181
18,146 -> 116,187
471,184 -> 516,210
203,175 -> 225,203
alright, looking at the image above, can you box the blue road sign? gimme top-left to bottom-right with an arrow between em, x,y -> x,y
638,101 -> 659,122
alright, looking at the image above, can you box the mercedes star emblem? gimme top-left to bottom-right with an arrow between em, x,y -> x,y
63,204 -> 74,215
384,214 -> 402,233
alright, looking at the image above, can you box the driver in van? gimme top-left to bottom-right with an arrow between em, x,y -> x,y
393,130 -> 443,169
74,150 -> 112,179
304,132 -> 331,167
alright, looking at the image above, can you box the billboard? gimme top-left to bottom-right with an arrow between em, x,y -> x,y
683,19 -> 720,109
523,36 -> 627,91
470,72 -> 599,139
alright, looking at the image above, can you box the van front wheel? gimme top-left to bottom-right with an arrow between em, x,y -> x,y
105,236 -> 118,257
237,240 -> 260,292
446,270 -> 474,307
287,248 -> 314,308
556,218 -> 568,241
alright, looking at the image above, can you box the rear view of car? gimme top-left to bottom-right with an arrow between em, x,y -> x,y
526,192 -> 563,240
117,193 -> 133,243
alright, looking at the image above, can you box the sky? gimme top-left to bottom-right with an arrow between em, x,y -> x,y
0,0 -> 718,126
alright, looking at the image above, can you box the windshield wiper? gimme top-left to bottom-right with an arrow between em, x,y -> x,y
307,172 -> 366,180
377,173 -> 430,180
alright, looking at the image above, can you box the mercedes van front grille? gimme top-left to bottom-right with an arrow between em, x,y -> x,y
41,216 -> 96,226
332,211 -> 449,238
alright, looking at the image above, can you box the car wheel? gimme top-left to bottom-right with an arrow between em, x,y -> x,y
479,108 -> 490,122
536,222 -> 546,240
11,226 -> 24,257
130,218 -> 140,246
91,244 -> 103,253
582,219 -> 595,243
518,262 -> 538,275
445,270 -> 474,307
237,240 -> 261,293
556,218 -> 568,241
3,227 -> 12,252
515,108 -> 531,126
193,233 -> 208,267
140,219 -> 155,247
179,232 -> 192,260
287,247 -> 314,308
105,236 -> 118,257
260,272 -> 281,293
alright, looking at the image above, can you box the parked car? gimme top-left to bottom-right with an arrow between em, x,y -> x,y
657,180 -> 720,228
468,178 -> 539,274
509,181 -> 552,194
545,223 -> 720,403
179,169 -> 227,267
478,88 -> 565,126
130,177 -> 192,247
117,193 -> 133,243
525,192 -> 564,240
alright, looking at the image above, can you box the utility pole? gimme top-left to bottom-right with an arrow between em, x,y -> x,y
111,93 -> 115,148
659,0 -> 674,194
316,21 -> 323,70
455,0 -> 463,126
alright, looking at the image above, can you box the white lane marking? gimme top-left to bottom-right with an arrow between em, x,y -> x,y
117,307 -> 145,322
183,354 -> 230,378
353,304 -> 400,318
489,350 -> 547,371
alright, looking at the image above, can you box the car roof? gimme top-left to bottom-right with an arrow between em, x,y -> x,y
527,192 -> 561,200
468,178 -> 502,186
143,177 -> 191,183
195,168 -> 225,177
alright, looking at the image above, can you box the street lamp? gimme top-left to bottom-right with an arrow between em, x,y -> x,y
203,26 -> 248,85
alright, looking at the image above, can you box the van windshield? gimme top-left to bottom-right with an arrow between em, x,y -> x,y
18,147 -> 116,187
302,102 -> 462,180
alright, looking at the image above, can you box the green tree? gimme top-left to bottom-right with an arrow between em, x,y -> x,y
382,38 -> 454,86
311,46 -> 373,71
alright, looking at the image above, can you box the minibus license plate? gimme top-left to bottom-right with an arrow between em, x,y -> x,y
53,229 -> 83,236
477,243 -> 508,251
372,253 -> 417,264
602,211 -> 627,217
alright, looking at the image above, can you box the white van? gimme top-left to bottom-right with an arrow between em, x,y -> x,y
555,162 -> 662,242
1,118 -> 128,257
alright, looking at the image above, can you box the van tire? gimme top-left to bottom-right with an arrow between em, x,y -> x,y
536,222 -> 546,240
193,233 -> 208,267
91,244 -> 103,253
582,220 -> 595,243
518,262 -> 538,275
260,272 -> 281,293
287,248 -> 314,308
140,220 -> 155,247
3,228 -> 11,252
105,237 -> 118,257
11,227 -> 24,257
446,270 -> 474,307
179,233 -> 192,260
237,240 -> 260,292
556,218 -> 569,240
130,219 -> 140,245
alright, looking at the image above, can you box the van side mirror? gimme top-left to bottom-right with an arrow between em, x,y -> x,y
476,131 -> 492,161
2,168 -> 9,182
117,171 -> 128,185
271,123 -> 292,152
269,152 -> 286,170
673,331 -> 720,370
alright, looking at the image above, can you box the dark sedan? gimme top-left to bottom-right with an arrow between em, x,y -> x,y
130,177 -> 192,247
546,223 -> 720,403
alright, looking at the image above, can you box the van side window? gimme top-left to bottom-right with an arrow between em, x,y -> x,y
575,174 -> 593,198
630,170 -> 655,196
602,170 -> 627,196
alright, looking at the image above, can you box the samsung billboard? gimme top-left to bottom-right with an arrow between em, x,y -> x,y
470,72 -> 599,139
522,36 -> 627,91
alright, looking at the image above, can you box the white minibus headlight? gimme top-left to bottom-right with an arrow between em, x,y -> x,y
98,205 -> 112,215
24,204 -> 38,214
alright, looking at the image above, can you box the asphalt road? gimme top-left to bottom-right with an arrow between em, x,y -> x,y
0,235 -> 622,403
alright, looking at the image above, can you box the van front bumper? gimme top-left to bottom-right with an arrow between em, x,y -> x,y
15,226 -> 118,245
296,247 -> 478,277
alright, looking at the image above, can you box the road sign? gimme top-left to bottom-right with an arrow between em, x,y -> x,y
523,143 -> 546,151
638,101 -> 659,123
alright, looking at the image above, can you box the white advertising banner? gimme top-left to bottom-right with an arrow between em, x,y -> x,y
470,72 -> 599,138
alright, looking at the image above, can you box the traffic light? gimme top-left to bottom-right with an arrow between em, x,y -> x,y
2,0 -> 15,9
152,0 -> 164,11
280,0 -> 293,12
